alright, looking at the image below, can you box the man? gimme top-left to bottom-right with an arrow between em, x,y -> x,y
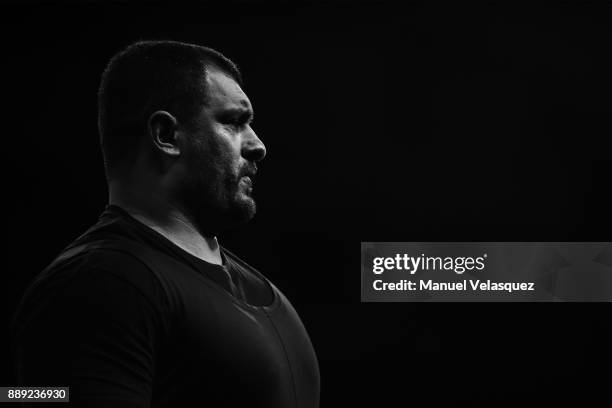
11,40 -> 320,407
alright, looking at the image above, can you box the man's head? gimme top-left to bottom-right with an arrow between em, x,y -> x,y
99,40 -> 266,234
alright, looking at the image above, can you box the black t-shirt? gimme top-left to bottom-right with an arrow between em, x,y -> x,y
11,205 -> 320,407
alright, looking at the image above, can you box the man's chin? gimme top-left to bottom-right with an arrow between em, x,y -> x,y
229,195 -> 257,224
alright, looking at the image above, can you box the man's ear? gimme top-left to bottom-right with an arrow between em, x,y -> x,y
148,110 -> 181,157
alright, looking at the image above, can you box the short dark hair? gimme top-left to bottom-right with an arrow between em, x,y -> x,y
98,40 -> 242,179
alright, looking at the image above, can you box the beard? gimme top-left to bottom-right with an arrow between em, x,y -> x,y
175,138 -> 257,236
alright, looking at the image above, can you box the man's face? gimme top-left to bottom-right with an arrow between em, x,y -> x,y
176,68 -> 266,234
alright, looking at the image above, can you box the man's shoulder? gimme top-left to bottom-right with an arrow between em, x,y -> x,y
11,237 -> 174,363
48,237 -> 151,274
31,237 -> 171,305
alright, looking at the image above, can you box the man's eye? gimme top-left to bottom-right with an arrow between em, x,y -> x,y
218,114 -> 252,130
220,120 -> 239,129
228,120 -> 251,130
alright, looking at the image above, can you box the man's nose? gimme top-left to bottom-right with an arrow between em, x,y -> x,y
242,127 -> 267,162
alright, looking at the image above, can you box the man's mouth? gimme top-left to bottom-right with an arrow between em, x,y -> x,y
240,176 -> 253,189
239,165 -> 257,192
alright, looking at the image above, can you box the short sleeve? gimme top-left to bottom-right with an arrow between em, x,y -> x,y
12,255 -> 168,408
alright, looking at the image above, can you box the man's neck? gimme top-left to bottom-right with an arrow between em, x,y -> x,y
109,183 -> 223,265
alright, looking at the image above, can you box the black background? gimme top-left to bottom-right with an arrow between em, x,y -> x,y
2,1 -> 611,406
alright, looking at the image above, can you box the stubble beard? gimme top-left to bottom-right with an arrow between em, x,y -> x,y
178,159 -> 257,237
